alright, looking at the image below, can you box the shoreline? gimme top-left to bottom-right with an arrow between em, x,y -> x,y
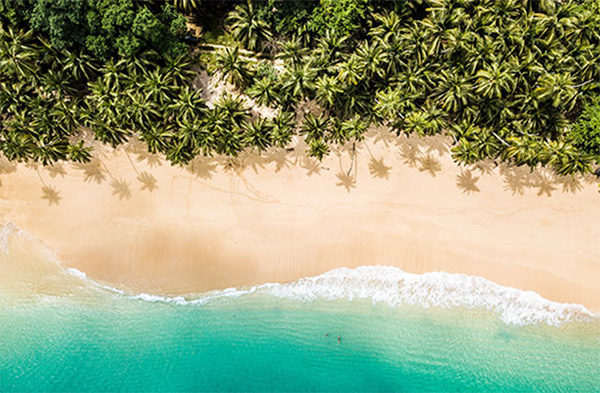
0,132 -> 599,311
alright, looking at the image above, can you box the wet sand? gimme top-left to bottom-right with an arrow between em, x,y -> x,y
0,132 -> 598,310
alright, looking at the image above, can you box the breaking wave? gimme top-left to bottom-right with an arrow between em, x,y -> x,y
1,222 -> 596,327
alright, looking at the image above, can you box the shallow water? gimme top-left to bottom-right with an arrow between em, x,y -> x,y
0,223 -> 598,392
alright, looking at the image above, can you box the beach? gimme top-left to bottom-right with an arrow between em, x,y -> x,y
0,131 -> 598,311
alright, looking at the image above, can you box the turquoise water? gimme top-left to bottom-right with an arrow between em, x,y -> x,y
0,224 -> 599,392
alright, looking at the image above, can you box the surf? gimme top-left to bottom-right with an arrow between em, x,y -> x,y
0,222 -> 596,327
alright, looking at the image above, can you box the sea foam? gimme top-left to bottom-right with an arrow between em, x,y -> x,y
1,222 -> 596,327
151,266 -> 593,327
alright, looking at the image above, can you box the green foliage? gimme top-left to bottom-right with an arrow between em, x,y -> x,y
1,0 -> 186,59
568,98 -> 600,163
227,0 -> 273,52
0,0 -> 33,27
87,1 -> 187,59
29,0 -> 89,50
255,0 -> 318,37
308,0 -> 369,37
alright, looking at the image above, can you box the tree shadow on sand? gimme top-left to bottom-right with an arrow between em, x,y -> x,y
73,158 -> 106,184
186,156 -> 218,179
41,185 -> 62,205
456,170 -> 480,194
498,164 -> 591,196
46,162 -> 67,178
369,157 -> 392,179
301,157 -> 323,176
336,171 -> 356,192
111,178 -> 132,200
137,171 -> 158,192
0,155 -> 17,175
418,154 -> 442,177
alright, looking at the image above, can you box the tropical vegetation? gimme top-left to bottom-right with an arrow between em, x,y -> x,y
0,0 -> 599,178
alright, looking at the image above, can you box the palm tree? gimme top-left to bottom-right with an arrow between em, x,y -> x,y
315,75 -> 342,109
215,47 -> 253,89
475,62 -> 515,100
269,111 -> 295,148
276,36 -> 308,67
281,61 -> 317,101
308,139 -> 330,161
226,0 -> 273,52
0,27 -> 38,79
336,55 -> 364,86
313,30 -> 349,67
163,53 -> 195,86
300,113 -> 329,143
141,68 -> 177,106
433,71 -> 473,113
242,118 -> 272,152
67,140 -> 92,163
214,94 -> 249,128
60,49 -> 98,83
247,77 -> 279,107
127,90 -> 162,130
171,0 -> 200,14
168,85 -> 206,124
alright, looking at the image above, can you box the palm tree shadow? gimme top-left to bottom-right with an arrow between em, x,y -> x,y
46,163 -> 67,178
336,171 -> 356,192
415,135 -> 450,156
264,148 -> 292,172
137,171 -> 158,192
139,152 -> 163,168
127,137 -> 163,168
26,161 -> 40,170
456,170 -> 480,194
555,175 -> 583,193
500,165 -> 531,195
186,156 -> 218,179
111,178 -> 132,200
369,157 -> 392,179
418,154 -> 442,177
301,157 -> 322,176
41,185 -> 61,206
499,165 -> 574,196
472,159 -> 498,175
73,159 -> 106,184
240,151 -> 267,174
0,155 -> 17,175
536,174 -> 556,197
399,143 -> 421,168
366,125 -> 399,147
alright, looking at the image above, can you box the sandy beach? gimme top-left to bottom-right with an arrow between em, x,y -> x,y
0,131 -> 598,310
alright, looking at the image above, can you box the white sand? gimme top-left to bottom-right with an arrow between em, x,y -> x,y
0,131 -> 598,310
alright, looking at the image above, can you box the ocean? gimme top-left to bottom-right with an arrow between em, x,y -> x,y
1,223 -> 598,392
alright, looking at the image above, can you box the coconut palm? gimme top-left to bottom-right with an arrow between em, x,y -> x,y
300,113 -> 329,143
276,36 -> 308,67
226,0 -> 273,52
269,111 -> 295,148
215,47 -> 253,89
247,77 -> 279,107
315,75 -> 343,109
172,0 -> 200,14
168,86 -> 206,124
308,139 -> 330,161
242,118 -> 272,152
280,61 -> 317,101
214,94 -> 249,128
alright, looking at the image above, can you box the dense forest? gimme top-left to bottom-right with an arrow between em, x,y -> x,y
0,0 -> 598,177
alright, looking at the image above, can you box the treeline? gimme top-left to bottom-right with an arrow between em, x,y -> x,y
0,0 -> 599,177
219,0 -> 600,175
0,0 -> 187,59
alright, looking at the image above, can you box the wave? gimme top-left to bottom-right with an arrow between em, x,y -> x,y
1,222 -> 596,327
